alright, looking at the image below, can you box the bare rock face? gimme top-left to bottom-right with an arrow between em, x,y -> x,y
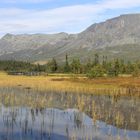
80,14 -> 140,48
0,14 -> 140,62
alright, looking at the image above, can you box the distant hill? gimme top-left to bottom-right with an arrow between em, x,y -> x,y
0,14 -> 140,62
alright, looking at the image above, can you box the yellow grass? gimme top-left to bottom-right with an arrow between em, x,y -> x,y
0,72 -> 140,96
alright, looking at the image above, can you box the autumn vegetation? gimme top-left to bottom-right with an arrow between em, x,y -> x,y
0,54 -> 140,96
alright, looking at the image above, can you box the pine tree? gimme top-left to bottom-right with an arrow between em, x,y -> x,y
64,54 -> 70,73
94,53 -> 99,66
102,56 -> 108,71
71,59 -> 81,74
47,58 -> 58,73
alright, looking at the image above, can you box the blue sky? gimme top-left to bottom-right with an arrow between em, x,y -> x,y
0,0 -> 140,37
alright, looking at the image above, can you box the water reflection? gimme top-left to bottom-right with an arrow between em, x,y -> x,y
0,87 -> 139,140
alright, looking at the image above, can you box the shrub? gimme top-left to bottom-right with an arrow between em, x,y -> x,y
132,65 -> 140,77
87,65 -> 105,78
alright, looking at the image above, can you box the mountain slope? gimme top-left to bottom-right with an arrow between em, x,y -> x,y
0,14 -> 140,62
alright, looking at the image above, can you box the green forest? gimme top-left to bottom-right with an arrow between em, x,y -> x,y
0,54 -> 140,78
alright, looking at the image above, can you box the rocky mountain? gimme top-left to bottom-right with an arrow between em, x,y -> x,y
0,14 -> 140,62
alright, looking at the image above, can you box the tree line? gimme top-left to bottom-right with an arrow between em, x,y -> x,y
0,61 -> 45,72
45,54 -> 140,78
0,54 -> 139,78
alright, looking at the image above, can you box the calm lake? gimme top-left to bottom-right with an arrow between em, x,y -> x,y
0,87 -> 139,140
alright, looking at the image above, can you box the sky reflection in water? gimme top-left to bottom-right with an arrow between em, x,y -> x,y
0,88 -> 139,140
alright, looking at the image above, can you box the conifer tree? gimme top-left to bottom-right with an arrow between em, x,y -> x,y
64,54 -> 70,73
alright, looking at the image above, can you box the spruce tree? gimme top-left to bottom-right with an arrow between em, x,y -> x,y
64,54 -> 70,73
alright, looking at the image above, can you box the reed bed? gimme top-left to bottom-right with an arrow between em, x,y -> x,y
0,89 -> 139,131
0,72 -> 140,140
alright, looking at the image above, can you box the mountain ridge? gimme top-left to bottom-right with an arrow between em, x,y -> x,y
0,14 -> 140,62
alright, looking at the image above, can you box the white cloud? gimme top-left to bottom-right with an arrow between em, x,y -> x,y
102,0 -> 140,9
0,0 -> 140,37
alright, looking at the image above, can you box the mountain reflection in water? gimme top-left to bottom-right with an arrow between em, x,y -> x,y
0,87 -> 139,140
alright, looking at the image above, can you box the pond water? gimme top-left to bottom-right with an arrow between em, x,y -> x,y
0,87 -> 139,140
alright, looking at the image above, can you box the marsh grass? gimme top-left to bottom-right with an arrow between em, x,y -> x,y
0,88 -> 139,140
0,87 -> 139,131
0,72 -> 140,140
0,72 -> 140,96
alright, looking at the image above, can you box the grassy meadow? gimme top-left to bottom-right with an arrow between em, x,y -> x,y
0,72 -> 140,96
